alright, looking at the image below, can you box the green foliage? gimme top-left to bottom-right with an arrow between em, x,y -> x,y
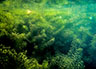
1,0 -> 96,69
50,54 -> 84,69
0,44 -> 48,69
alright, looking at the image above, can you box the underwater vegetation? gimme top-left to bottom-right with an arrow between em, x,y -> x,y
1,0 -> 96,69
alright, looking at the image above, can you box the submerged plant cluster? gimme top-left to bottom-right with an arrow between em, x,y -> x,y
0,0 -> 96,69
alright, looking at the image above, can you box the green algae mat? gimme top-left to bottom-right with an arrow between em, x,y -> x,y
0,0 -> 96,69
